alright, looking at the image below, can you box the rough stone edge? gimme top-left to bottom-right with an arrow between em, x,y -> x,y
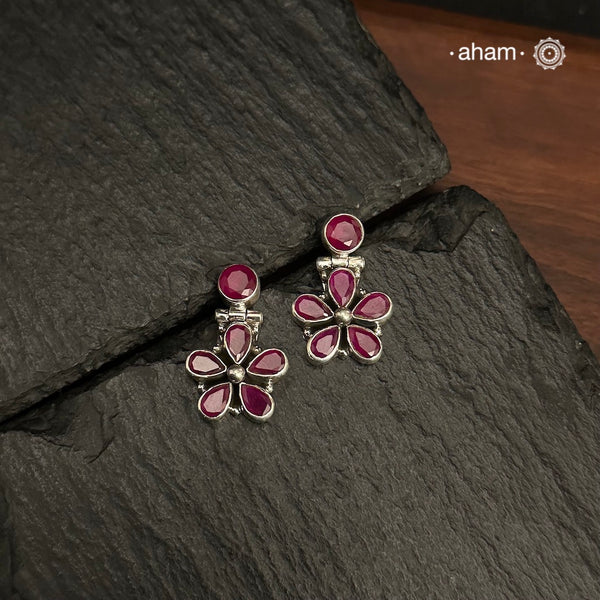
3,186 -> 597,437
1,186 -> 598,599
0,0 -> 450,424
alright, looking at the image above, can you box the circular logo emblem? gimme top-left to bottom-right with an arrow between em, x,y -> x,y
533,38 -> 566,70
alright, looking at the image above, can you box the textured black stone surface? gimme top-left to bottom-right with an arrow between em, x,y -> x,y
2,187 -> 598,599
0,0 -> 449,421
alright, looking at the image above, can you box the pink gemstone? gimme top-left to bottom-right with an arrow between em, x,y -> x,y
218,264 -> 258,301
308,325 -> 340,361
293,294 -> 333,322
347,325 -> 381,360
353,292 -> 392,321
240,383 -> 274,419
186,350 -> 226,378
225,323 -> 252,363
324,214 -> 364,253
199,383 -> 232,419
328,268 -> 356,308
247,349 -> 287,377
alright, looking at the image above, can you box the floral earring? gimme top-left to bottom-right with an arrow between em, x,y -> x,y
186,264 -> 288,422
292,214 -> 392,364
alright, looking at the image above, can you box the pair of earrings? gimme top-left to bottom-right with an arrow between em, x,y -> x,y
185,214 -> 393,422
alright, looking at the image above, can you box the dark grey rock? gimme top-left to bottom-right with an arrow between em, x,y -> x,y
2,187 -> 598,599
0,0 -> 448,421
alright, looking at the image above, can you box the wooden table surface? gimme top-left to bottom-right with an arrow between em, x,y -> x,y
354,0 -> 600,357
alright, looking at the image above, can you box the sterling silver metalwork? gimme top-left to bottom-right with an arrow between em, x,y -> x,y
187,264 -> 288,422
291,213 -> 392,365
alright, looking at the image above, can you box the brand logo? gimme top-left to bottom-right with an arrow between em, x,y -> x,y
449,44 -> 523,61
533,38 -> 566,70
448,37 -> 566,70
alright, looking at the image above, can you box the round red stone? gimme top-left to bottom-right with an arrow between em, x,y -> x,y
199,383 -> 231,419
324,214 -> 364,253
225,323 -> 252,364
218,264 -> 258,301
309,325 -> 340,360
328,268 -> 356,308
240,383 -> 273,419
247,349 -> 287,377
348,325 -> 381,360
293,294 -> 333,322
353,292 -> 392,321
187,350 -> 226,377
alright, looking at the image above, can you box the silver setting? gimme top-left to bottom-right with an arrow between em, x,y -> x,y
227,364 -> 246,384
306,326 -> 341,365
223,322 -> 253,364
351,292 -> 393,326
290,294 -> 334,328
327,267 -> 358,308
185,351 -> 227,381
334,307 -> 352,326
197,383 -> 233,421
246,349 -> 289,383
321,213 -> 365,256
346,326 -> 383,365
186,264 -> 287,423
217,264 -> 261,307
292,213 -> 392,365
240,383 -> 275,423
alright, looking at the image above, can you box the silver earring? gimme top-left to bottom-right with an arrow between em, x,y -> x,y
186,264 -> 288,422
292,214 -> 392,365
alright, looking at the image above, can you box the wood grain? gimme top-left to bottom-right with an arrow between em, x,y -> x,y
354,0 -> 600,356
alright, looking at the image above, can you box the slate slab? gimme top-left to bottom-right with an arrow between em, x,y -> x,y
2,187 -> 598,599
0,0 -> 449,421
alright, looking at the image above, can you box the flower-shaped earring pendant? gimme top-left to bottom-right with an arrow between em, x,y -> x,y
292,214 -> 392,364
187,264 -> 288,422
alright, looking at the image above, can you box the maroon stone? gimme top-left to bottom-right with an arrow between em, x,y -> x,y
240,383 -> 273,419
247,349 -> 287,377
347,325 -> 381,360
328,268 -> 356,308
225,323 -> 252,363
218,264 -> 258,301
353,292 -> 392,321
186,350 -> 226,378
198,383 -> 231,419
309,325 -> 340,360
324,214 -> 364,253
293,294 -> 333,322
